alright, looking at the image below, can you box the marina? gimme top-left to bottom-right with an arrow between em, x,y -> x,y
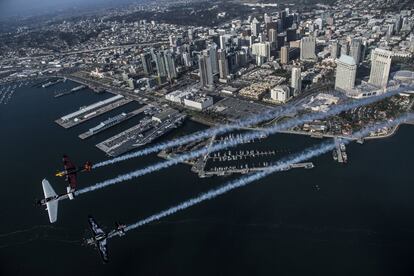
78,105 -> 151,139
55,95 -> 132,129
0,82 -> 27,104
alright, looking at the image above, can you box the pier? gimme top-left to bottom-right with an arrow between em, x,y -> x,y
55,95 -> 132,129
78,105 -> 150,139
333,138 -> 348,163
198,162 -> 315,177
54,85 -> 87,98
209,150 -> 286,162
42,78 -> 65,88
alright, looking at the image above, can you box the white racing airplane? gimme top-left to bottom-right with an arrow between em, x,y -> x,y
36,179 -> 75,223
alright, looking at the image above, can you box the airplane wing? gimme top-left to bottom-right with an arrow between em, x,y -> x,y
63,155 -> 76,171
67,173 -> 77,189
42,179 -> 58,223
98,239 -> 109,263
63,156 -> 77,189
88,216 -> 105,236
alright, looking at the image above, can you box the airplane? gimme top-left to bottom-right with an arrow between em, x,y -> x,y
85,216 -> 126,263
55,155 -> 92,191
35,179 -> 75,223
36,156 -> 92,223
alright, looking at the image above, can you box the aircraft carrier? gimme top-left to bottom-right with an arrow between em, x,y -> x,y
96,109 -> 186,157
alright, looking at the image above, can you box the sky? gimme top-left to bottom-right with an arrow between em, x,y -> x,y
0,0 -> 136,18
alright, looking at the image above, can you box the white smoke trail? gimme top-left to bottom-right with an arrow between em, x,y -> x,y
76,85 -> 412,196
93,85 -> 411,169
121,113 -> 414,232
93,104 -> 299,168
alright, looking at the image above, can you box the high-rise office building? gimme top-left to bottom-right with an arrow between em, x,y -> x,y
340,41 -> 350,56
188,29 -> 195,41
252,42 -> 271,60
251,18 -> 260,37
280,10 -> 287,31
368,48 -> 393,89
335,55 -> 357,92
218,49 -> 229,80
152,50 -> 167,78
219,34 -> 232,49
208,44 -> 219,74
280,46 -> 290,64
349,39 -> 362,65
277,34 -> 286,51
410,34 -> 414,53
199,51 -> 214,89
300,36 -> 317,61
141,53 -> 153,76
269,29 -> 278,50
286,28 -> 297,42
291,67 -> 302,96
330,40 -> 341,59
163,50 -> 177,81
183,52 -> 192,67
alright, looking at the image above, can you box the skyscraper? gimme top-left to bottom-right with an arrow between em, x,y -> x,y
209,44 -> 219,74
280,46 -> 289,64
183,52 -> 192,67
152,49 -> 167,79
218,49 -> 229,81
335,55 -> 357,92
340,41 -> 350,56
291,67 -> 302,96
368,48 -> 393,89
141,53 -> 153,76
251,18 -> 260,37
163,50 -> 177,81
199,51 -> 214,89
188,29 -> 195,41
280,10 -> 287,31
410,34 -> 414,53
286,28 -> 297,42
330,40 -> 341,59
300,36 -> 317,61
219,34 -> 232,49
349,39 -> 362,65
268,29 -> 278,50
251,42 -> 271,60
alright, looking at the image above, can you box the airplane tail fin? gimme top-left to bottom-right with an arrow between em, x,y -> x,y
83,161 -> 93,172
42,179 -> 58,223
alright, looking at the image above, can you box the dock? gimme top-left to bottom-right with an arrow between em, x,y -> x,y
54,85 -> 86,98
78,105 -> 150,139
332,138 -> 348,163
42,78 -> 65,88
55,95 -> 132,129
